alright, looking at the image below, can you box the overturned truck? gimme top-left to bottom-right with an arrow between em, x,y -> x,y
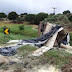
31,22 -> 72,56
0,22 -> 72,56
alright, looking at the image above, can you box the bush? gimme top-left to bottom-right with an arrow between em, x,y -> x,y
16,17 -> 24,23
19,25 -> 24,30
43,14 -> 70,24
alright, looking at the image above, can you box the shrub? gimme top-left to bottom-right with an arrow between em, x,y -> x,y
19,25 -> 24,30
25,14 -> 36,24
43,14 -> 70,24
16,17 -> 24,23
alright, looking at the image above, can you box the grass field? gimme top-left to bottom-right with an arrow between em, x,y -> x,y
0,21 -> 38,44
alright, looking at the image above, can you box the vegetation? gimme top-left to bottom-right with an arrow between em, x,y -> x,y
0,13 -> 7,18
17,45 -> 72,68
25,12 -> 48,24
18,45 -> 37,56
43,14 -> 70,24
20,13 -> 27,17
70,33 -> 72,45
0,22 -> 38,44
0,10 -> 72,25
25,14 -> 36,24
68,15 -> 72,21
34,12 -> 48,24
63,10 -> 70,17
16,17 -> 24,23
18,25 -> 24,30
8,11 -> 18,21
39,49 -> 72,68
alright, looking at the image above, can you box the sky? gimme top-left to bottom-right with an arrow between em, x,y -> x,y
0,0 -> 72,14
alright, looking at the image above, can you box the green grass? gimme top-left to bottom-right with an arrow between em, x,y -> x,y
0,22 -> 38,44
18,45 -> 37,57
10,25 -> 38,37
38,49 -> 72,68
0,23 -> 38,37
0,32 -> 35,44
17,45 -> 72,68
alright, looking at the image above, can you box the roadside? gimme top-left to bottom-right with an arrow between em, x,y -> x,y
0,45 -> 72,72
0,21 -> 72,72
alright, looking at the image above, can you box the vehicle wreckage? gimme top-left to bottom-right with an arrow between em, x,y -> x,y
0,22 -> 72,56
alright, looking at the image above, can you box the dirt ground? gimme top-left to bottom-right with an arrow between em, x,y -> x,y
0,44 -> 72,72
0,54 -> 61,72
0,44 -> 62,72
61,63 -> 72,72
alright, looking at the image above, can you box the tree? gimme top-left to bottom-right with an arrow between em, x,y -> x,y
8,11 -> 18,20
0,13 -> 7,18
20,13 -> 27,17
25,14 -> 36,23
63,10 -> 70,17
34,12 -> 48,24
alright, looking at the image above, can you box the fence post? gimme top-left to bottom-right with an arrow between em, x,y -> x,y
37,22 -> 42,38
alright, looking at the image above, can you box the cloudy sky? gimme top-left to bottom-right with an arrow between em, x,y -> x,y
0,0 -> 72,14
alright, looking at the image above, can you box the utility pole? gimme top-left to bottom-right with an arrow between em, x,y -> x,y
52,7 -> 57,15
